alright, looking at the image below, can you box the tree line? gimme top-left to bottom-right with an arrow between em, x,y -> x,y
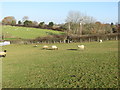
1,11 -> 119,35
1,16 -> 64,31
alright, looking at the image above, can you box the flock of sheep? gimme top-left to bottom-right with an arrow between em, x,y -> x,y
33,45 -> 58,50
42,45 -> 58,50
35,39 -> 103,50
40,44 -> 85,50
36,39 -> 103,50
0,39 -> 103,58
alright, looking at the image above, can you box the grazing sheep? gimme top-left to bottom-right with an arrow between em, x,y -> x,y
52,45 -> 58,50
33,45 -> 38,47
99,39 -> 103,43
43,45 -> 49,50
77,45 -> 85,50
0,41 -> 10,46
0,50 -> 7,57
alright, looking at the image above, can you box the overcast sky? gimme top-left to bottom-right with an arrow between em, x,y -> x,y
0,1 -> 118,24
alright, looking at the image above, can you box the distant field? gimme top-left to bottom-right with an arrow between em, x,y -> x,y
2,40 -> 118,88
1,25 -> 64,40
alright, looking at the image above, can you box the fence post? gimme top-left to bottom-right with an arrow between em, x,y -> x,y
59,40 -> 62,43
116,36 -> 118,40
97,37 -> 99,42
106,36 -> 109,40
67,39 -> 69,43
89,38 -> 91,42
48,41 -> 49,44
64,39 -> 66,43
45,41 -> 46,43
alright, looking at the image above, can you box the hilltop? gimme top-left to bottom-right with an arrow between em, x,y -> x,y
1,25 -> 65,40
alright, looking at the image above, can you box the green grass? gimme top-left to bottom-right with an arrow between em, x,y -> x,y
1,25 -> 64,40
2,41 -> 118,88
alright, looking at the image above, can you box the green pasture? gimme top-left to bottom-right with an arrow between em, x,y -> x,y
2,41 -> 118,88
1,25 -> 64,40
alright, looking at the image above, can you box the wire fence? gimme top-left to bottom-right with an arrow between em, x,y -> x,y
9,33 -> 119,44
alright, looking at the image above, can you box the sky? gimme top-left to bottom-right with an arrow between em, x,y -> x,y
0,1 -> 118,24
118,2 -> 120,24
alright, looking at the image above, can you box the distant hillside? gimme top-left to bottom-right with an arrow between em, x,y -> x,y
1,25 -> 65,40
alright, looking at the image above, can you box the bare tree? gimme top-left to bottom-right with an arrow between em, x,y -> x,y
65,11 -> 96,35
66,11 -> 96,24
22,16 -> 29,23
66,11 -> 82,23
32,21 -> 38,26
82,15 -> 96,24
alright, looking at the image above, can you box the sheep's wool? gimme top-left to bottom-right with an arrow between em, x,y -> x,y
100,40 -> 102,43
78,45 -> 85,50
0,52 -> 6,55
52,45 -> 58,49
43,45 -> 48,49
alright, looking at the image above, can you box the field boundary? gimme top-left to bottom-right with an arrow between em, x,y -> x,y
7,33 -> 119,44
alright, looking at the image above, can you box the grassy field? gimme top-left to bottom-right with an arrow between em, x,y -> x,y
1,25 -> 64,40
2,40 -> 118,88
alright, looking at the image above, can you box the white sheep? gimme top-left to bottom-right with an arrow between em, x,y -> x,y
0,50 -> 7,57
33,45 -> 38,47
77,45 -> 85,50
51,45 -> 58,50
43,45 -> 49,50
99,39 -> 103,43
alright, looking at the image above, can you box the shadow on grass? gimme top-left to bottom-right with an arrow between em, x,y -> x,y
41,49 -> 57,50
47,49 -> 54,50
41,48 -> 78,51
67,49 -> 78,51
